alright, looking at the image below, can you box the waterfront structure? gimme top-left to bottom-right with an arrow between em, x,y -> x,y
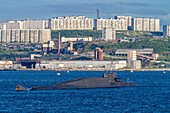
132,18 -> 160,32
128,60 -> 141,69
94,18 -> 127,30
61,37 -> 92,42
0,29 -> 51,43
0,61 -> 13,69
115,16 -> 132,30
94,47 -> 103,60
102,27 -> 116,41
49,16 -> 93,30
127,50 -> 141,69
163,25 -> 170,36
35,60 -> 127,69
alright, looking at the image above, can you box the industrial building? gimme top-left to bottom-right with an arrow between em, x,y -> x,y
49,16 -> 93,30
42,41 -> 55,53
61,37 -> 92,42
102,27 -> 116,41
0,29 -> 51,43
35,60 -> 127,69
0,61 -> 13,69
127,50 -> 141,69
94,47 -> 103,60
115,49 -> 154,56
163,25 -> 170,36
128,50 -> 137,61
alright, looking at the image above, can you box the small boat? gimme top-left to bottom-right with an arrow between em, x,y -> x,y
163,72 -> 166,74
67,71 -> 69,73
57,73 -> 60,75
130,70 -> 133,73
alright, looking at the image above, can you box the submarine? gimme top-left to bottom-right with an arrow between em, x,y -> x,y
15,72 -> 136,91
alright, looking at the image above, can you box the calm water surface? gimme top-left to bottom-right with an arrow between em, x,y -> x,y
0,71 -> 169,112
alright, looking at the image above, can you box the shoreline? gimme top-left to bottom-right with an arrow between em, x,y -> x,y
0,68 -> 169,71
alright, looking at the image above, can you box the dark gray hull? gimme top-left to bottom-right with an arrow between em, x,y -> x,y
23,78 -> 136,91
16,72 -> 136,91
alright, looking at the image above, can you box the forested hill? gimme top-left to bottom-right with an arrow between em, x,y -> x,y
76,38 -> 170,55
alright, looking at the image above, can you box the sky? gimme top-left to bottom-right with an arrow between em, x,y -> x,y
0,0 -> 170,30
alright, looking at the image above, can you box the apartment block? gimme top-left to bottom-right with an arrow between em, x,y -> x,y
115,16 -> 132,30
0,29 -> 51,43
94,18 -> 127,30
24,30 -> 30,43
22,19 -> 46,29
1,30 -> 6,42
49,16 -> 93,30
38,29 -> 51,43
132,18 -> 143,31
102,27 -> 116,41
29,29 -> 39,43
2,19 -> 47,29
5,21 -> 23,29
132,18 -> 160,32
163,25 -> 170,36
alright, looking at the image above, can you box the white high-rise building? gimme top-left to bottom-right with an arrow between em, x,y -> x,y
5,21 -> 23,29
2,19 -> 47,29
94,18 -> 127,30
102,27 -> 116,41
115,16 -> 132,30
22,19 -> 46,29
163,25 -> 170,36
132,18 -> 160,32
132,18 -> 143,31
0,29 -> 51,43
49,16 -> 93,30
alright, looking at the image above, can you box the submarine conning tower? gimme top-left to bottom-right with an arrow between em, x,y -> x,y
15,85 -> 27,91
103,72 -> 117,78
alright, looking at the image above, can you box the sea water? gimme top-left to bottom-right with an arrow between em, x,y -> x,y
0,71 -> 169,112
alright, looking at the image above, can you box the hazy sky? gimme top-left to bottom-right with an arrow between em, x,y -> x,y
0,0 -> 169,29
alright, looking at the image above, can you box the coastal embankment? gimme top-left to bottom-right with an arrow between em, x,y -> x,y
0,68 -> 169,71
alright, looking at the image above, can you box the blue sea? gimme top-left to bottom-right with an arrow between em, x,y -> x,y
0,71 -> 169,112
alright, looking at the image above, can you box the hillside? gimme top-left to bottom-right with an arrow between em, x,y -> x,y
51,30 -> 163,40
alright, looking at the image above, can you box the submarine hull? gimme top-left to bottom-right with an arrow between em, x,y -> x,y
16,72 -> 136,91
28,77 -> 136,90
